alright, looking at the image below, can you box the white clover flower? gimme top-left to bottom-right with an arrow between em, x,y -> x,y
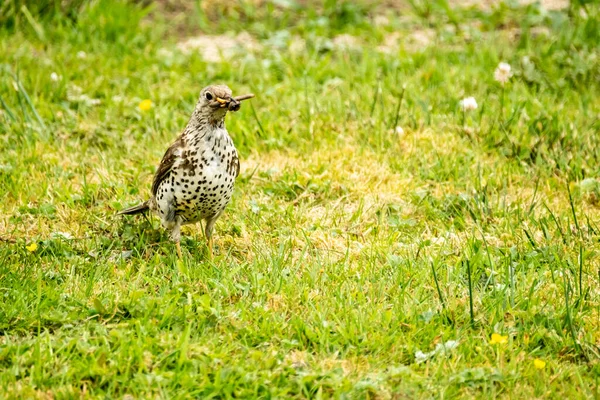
77,51 -> 87,59
415,350 -> 429,364
395,126 -> 404,135
51,231 -> 74,240
459,96 -> 478,111
415,340 -> 459,364
50,72 -> 60,82
494,62 -> 512,85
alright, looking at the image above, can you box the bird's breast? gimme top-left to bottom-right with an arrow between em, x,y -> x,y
169,134 -> 238,222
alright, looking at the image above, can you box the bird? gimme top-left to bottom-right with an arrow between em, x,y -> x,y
119,84 -> 254,259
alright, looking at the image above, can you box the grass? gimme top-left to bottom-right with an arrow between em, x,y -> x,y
1,0 -> 600,397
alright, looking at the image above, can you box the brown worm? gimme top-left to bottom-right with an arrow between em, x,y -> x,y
233,94 -> 255,102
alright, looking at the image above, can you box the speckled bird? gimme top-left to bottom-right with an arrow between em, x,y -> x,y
119,85 -> 254,258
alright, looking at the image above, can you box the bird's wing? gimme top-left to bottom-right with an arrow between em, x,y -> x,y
151,138 -> 183,196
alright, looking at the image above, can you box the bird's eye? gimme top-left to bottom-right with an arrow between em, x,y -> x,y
205,92 -> 213,101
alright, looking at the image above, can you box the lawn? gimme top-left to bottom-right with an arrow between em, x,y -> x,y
1,0 -> 599,398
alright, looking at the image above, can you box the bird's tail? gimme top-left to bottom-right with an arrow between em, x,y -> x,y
118,201 -> 150,215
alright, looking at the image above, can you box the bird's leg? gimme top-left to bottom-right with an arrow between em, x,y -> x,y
204,213 -> 221,260
170,217 -> 183,259
176,241 -> 182,259
207,236 -> 213,260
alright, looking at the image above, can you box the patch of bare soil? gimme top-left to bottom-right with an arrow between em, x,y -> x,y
175,32 -> 261,62
382,0 -> 569,10
449,0 -> 568,9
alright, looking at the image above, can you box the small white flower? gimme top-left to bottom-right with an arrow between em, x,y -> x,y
415,340 -> 459,364
494,62 -> 512,85
51,231 -> 74,240
437,340 -> 459,352
77,51 -> 87,59
50,72 -> 60,82
460,96 -> 478,111
580,178 -> 599,193
415,350 -> 429,364
395,126 -> 404,135
430,236 -> 446,245
67,93 -> 101,106
157,48 -> 175,59
289,37 -> 306,55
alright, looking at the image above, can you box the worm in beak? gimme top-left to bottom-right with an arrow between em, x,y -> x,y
228,93 -> 255,112
232,94 -> 255,102
211,93 -> 254,111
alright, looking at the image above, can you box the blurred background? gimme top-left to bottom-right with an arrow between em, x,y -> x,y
1,0 -> 596,159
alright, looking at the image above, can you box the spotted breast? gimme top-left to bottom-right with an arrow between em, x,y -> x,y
152,126 -> 240,226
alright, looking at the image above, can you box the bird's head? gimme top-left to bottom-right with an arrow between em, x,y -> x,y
195,84 -> 254,125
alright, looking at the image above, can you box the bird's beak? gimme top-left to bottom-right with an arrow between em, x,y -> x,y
211,94 -> 254,111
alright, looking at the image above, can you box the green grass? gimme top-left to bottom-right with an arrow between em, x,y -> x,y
1,0 -> 600,398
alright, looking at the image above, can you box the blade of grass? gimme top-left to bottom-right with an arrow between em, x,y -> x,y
522,227 -> 538,249
431,260 -> 446,310
544,202 -> 567,245
390,86 -> 406,130
562,266 -> 587,361
566,182 -> 580,237
17,79 -> 47,132
249,102 -> 265,139
578,244 -> 583,297
370,83 -> 380,119
303,73 -> 311,131
466,259 -> 475,328
0,92 -> 16,121
20,4 -> 46,41
527,178 -> 540,216
15,83 -> 31,123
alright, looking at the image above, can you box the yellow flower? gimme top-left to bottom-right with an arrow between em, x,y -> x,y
533,359 -> 546,369
138,99 -> 153,111
490,333 -> 508,345
26,243 -> 38,252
